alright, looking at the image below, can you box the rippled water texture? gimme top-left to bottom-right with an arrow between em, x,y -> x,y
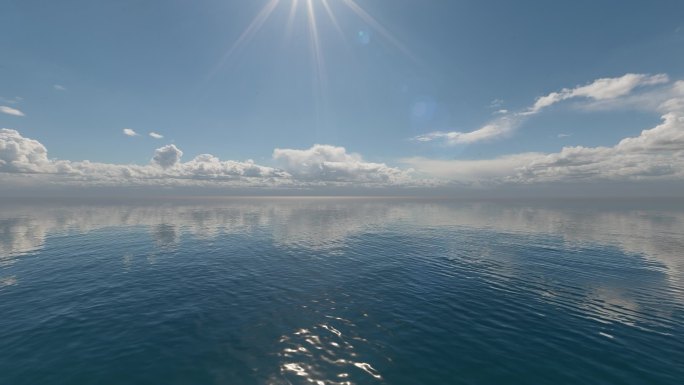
0,198 -> 682,384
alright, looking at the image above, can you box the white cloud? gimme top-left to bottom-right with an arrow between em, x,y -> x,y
0,129 -> 51,173
558,133 -> 571,138
0,106 -> 25,117
53,84 -> 66,91
573,80 -> 684,113
123,128 -> 138,137
0,131 -> 407,188
514,115 -> 684,182
149,132 -> 163,139
414,115 -> 520,145
489,99 -> 504,108
408,84 -> 684,184
179,154 -> 288,180
407,106 -> 684,184
3,82 -> 684,191
152,144 -> 183,169
273,144 -> 408,183
403,152 -> 543,183
415,73 -> 670,145
524,73 -> 669,115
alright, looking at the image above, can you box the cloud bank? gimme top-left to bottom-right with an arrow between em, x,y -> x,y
0,129 -> 410,189
273,144 -> 408,183
1,74 -> 683,193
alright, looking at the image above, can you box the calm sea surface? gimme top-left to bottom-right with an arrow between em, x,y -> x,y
0,198 -> 682,384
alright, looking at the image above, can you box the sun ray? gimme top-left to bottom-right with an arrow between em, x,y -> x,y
284,0 -> 299,43
340,0 -> 418,62
208,0 -> 281,78
306,0 -> 329,129
320,0 -> 346,42
306,0 -> 327,90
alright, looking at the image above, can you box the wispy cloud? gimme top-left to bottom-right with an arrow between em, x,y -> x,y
414,115 -> 520,145
557,133 -> 571,138
2,75 -> 684,190
53,84 -> 66,91
0,106 -> 25,117
406,113 -> 684,184
522,73 -> 669,116
123,128 -> 139,137
149,132 -> 163,139
414,73 -> 670,145
489,98 -> 504,108
406,84 -> 684,184
0,96 -> 22,105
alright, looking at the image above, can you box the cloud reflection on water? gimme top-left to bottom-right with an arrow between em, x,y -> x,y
1,199 -> 682,281
0,198 -> 682,384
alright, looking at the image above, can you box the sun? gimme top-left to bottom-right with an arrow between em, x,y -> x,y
210,0 -> 412,80
204,0 -> 415,127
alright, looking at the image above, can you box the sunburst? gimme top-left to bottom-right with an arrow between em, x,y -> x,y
210,0 -> 413,89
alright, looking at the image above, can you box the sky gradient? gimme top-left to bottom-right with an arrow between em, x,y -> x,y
1,0 -> 684,195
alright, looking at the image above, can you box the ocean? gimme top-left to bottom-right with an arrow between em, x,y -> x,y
0,198 -> 682,384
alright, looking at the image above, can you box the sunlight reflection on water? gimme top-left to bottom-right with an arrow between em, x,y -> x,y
0,198 -> 682,384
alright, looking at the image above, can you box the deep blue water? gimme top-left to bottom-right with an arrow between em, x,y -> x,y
0,198 -> 682,384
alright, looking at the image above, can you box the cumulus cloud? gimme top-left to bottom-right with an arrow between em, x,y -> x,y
273,144 -> 408,183
415,73 -> 670,145
152,144 -> 183,169
514,115 -> 684,182
179,154 -> 289,180
0,131 -> 404,188
0,129 -> 51,173
407,79 -> 684,184
123,128 -> 138,136
3,78 -> 684,191
0,129 -> 283,186
149,132 -> 163,139
0,106 -> 25,117
406,92 -> 684,184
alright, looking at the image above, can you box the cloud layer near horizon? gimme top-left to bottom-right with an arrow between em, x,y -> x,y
0,129 -> 408,188
1,74 -> 683,191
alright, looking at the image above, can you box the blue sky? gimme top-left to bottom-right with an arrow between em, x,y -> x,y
1,0 -> 684,194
